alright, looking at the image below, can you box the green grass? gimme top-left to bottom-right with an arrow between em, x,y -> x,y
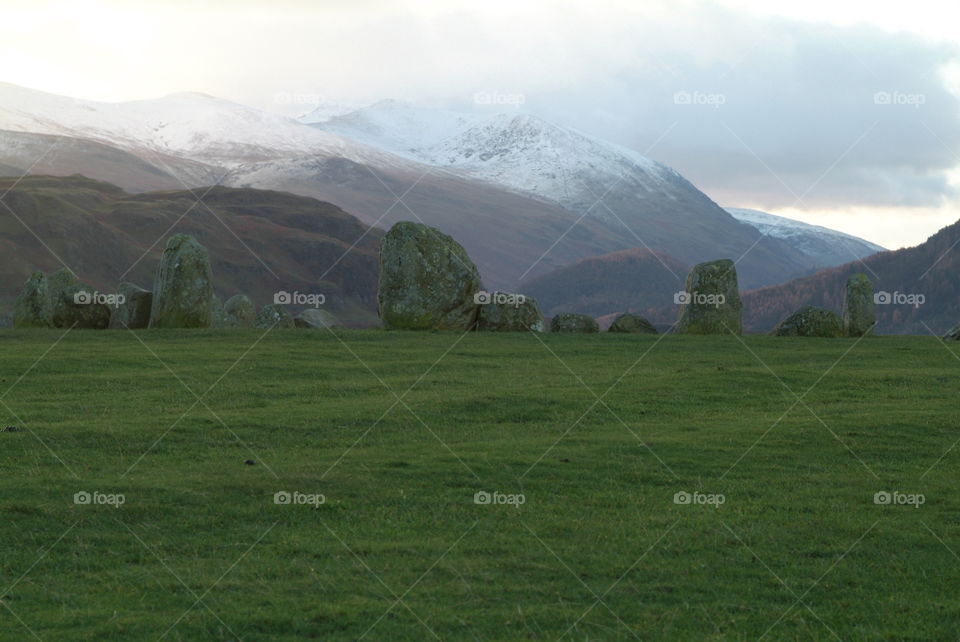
2,329 -> 960,640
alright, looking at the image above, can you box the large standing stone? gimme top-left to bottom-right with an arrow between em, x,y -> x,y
294,308 -> 341,329
844,273 -> 875,337
608,313 -> 657,334
255,304 -> 295,329
109,283 -> 153,329
223,294 -> 256,328
13,271 -> 52,328
48,268 -> 111,329
149,234 -> 214,328
772,306 -> 843,338
476,293 -> 544,332
550,313 -> 599,333
676,259 -> 742,335
377,221 -> 481,330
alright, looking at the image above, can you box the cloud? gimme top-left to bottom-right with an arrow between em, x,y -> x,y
510,6 -> 960,211
2,0 -> 957,217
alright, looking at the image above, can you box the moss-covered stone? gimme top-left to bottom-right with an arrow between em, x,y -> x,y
255,304 -> 295,329
608,313 -> 657,334
377,221 -> 481,330
109,283 -> 153,329
222,294 -> 256,328
550,313 -> 599,333
13,271 -> 52,328
149,234 -> 214,328
294,308 -> 341,329
676,259 -> 742,335
48,268 -> 111,329
477,294 -> 544,332
772,306 -> 843,337
844,273 -> 875,337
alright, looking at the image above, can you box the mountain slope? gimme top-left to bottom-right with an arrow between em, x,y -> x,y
741,219 -> 960,334
726,207 -> 885,268
520,247 -> 689,324
309,101 -> 821,290
0,175 -> 382,325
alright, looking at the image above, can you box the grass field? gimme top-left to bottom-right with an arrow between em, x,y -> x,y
2,328 -> 960,640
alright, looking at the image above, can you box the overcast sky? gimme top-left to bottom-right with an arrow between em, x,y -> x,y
1,0 -> 958,249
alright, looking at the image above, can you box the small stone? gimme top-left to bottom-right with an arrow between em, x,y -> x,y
294,308 -> 341,329
608,313 -> 658,334
772,306 -> 844,338
476,293 -> 544,332
255,304 -> 295,329
550,313 -> 599,333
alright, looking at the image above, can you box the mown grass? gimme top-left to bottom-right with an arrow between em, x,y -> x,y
2,328 -> 960,640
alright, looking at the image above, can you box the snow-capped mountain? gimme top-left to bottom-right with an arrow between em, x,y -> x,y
311,101 -> 681,218
0,82 -> 406,169
725,207 -> 886,268
307,100 -> 823,289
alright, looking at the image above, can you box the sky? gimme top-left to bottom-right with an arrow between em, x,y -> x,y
1,0 -> 958,249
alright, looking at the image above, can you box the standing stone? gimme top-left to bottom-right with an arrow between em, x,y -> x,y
676,259 -> 742,335
255,304 -> 295,329
377,221 -> 481,330
223,294 -> 256,328
109,283 -> 153,329
608,313 -> 657,334
476,293 -> 544,332
13,271 -> 52,328
844,273 -> 875,337
294,308 -> 341,329
48,268 -> 111,329
149,234 -> 214,328
550,313 -> 599,333
772,306 -> 843,338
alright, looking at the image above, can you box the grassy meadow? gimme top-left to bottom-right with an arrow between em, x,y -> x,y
2,328 -> 960,640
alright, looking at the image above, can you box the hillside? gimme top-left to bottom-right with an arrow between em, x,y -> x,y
741,218 -> 960,334
0,175 -> 382,325
521,247 -> 689,325
312,101 -> 822,290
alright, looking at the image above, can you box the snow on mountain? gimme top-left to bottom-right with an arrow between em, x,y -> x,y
725,207 -> 886,267
317,99 -> 489,161
309,100 -> 681,218
0,83 -> 408,170
298,101 -> 370,125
